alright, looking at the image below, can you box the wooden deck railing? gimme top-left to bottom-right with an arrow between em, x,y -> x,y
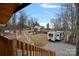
17,40 -> 56,56
0,35 -> 17,56
0,35 -> 56,56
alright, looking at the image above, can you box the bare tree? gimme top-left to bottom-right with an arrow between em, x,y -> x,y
12,13 -> 17,33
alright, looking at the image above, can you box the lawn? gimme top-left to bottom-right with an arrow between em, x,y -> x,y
25,30 -> 48,47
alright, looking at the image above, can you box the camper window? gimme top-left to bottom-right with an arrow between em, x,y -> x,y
49,34 -> 53,37
57,35 -> 59,36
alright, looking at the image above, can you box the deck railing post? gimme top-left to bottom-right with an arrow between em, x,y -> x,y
27,44 -> 30,56
11,38 -> 17,56
33,46 -> 35,56
25,43 -> 28,56
29,44 -> 31,56
22,42 -> 25,56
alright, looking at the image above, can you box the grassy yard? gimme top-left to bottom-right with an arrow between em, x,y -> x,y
25,30 -> 48,47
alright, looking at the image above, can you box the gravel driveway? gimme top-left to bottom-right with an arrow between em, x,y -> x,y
42,41 -> 76,56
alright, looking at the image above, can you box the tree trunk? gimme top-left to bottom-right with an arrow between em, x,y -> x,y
75,3 -> 79,56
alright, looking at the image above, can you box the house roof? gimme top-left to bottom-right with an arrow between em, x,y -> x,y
0,3 -> 31,25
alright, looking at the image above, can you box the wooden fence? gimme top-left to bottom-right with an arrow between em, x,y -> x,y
0,35 -> 56,56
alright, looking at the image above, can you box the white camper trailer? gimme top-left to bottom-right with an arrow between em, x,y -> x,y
48,31 -> 56,41
48,31 -> 64,42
